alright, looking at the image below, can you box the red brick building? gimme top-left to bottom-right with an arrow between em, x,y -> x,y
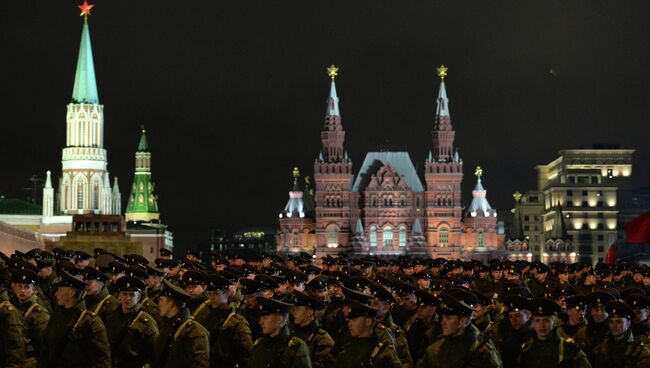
277,66 -> 503,259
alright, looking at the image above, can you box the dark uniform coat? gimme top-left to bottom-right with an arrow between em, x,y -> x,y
417,324 -> 502,368
39,302 -> 111,368
249,325 -> 312,368
153,308 -> 210,368
494,318 -> 535,368
85,287 -> 119,323
0,296 -> 26,368
517,328 -> 591,368
332,333 -> 403,368
292,318 -> 334,368
12,294 -> 50,366
404,313 -> 442,364
592,330 -> 650,368
201,304 -> 253,367
106,305 -> 159,368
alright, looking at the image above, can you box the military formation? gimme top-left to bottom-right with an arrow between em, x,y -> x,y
3,248 -> 650,367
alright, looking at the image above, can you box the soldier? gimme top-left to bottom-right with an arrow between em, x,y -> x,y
393,282 -> 419,328
561,295 -> 589,338
331,298 -> 403,367
73,251 -> 92,270
249,297 -> 312,368
575,291 -> 616,358
417,289 -> 502,368
627,293 -> 650,342
10,269 -> 50,367
182,269 -> 209,316
291,291 -> 334,368
321,271 -> 347,339
39,270 -> 111,368
592,300 -> 650,368
106,276 -> 159,368
140,265 -> 164,326
517,298 -> 591,368
83,267 -> 119,322
472,291 -> 496,335
494,294 -> 535,368
35,258 -> 57,302
238,279 -> 273,340
404,288 -> 441,365
369,283 -> 414,368
159,248 -> 173,260
0,274 -> 26,367
199,274 -> 253,367
153,279 -> 210,368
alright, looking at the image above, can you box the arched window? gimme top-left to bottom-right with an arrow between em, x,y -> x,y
293,233 -> 299,246
93,183 -> 99,210
383,226 -> 393,247
399,226 -> 406,246
415,196 -> 420,207
370,226 -> 377,247
439,227 -> 449,246
477,232 -> 484,247
371,196 -> 377,207
77,182 -> 84,209
327,227 -> 338,248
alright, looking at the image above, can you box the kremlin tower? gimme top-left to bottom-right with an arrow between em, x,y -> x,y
125,128 -> 160,222
42,2 -> 120,219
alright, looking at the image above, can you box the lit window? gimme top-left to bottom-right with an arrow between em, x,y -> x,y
477,232 -> 484,247
439,227 -> 449,246
383,226 -> 393,247
399,226 -> 406,246
327,227 -> 337,247
370,226 -> 377,247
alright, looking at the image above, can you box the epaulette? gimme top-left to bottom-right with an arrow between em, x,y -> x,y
0,301 -> 14,311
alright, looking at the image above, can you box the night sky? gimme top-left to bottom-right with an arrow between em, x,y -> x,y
2,1 -> 649,250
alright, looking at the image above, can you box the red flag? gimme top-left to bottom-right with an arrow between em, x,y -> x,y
604,242 -> 617,264
625,211 -> 650,244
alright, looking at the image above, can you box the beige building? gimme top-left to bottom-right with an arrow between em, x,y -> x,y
519,146 -> 634,264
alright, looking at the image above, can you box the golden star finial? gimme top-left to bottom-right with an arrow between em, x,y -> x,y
327,65 -> 339,81
475,166 -> 483,178
304,176 -> 311,185
437,65 -> 448,80
292,167 -> 300,179
513,192 -> 522,202
78,1 -> 94,18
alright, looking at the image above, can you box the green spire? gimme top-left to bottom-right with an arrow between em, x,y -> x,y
72,19 -> 99,104
550,204 -> 569,240
137,127 -> 149,152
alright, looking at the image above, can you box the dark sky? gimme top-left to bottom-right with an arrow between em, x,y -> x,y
2,1 -> 649,249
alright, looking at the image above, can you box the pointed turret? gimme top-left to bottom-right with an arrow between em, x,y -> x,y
126,127 -> 159,222
467,166 -> 495,217
431,65 -> 455,161
72,17 -> 99,104
320,65 -> 347,163
42,171 -> 54,217
281,168 -> 307,219
550,204 -> 570,240
355,218 -> 364,235
112,177 -> 121,215
326,78 -> 340,116
412,217 -> 423,235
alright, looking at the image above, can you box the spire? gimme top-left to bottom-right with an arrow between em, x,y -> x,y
137,126 -> 149,152
281,168 -> 306,219
467,166 -> 494,217
509,192 -> 525,241
355,218 -> 364,235
72,3 -> 99,104
112,176 -> 120,193
427,150 -> 432,163
45,170 -> 52,189
326,65 -> 340,116
412,217 -> 423,235
550,204 -> 569,240
320,65 -> 347,163
431,65 -> 455,161
112,177 -> 121,215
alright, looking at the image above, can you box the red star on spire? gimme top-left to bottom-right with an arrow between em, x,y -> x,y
78,1 -> 94,17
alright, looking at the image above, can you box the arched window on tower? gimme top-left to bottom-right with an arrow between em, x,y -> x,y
77,182 -> 84,210
477,232 -> 484,247
415,196 -> 420,207
327,227 -> 338,248
293,233 -> 299,246
399,226 -> 406,246
439,227 -> 449,246
370,226 -> 377,247
383,226 -> 393,247
93,183 -> 99,210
